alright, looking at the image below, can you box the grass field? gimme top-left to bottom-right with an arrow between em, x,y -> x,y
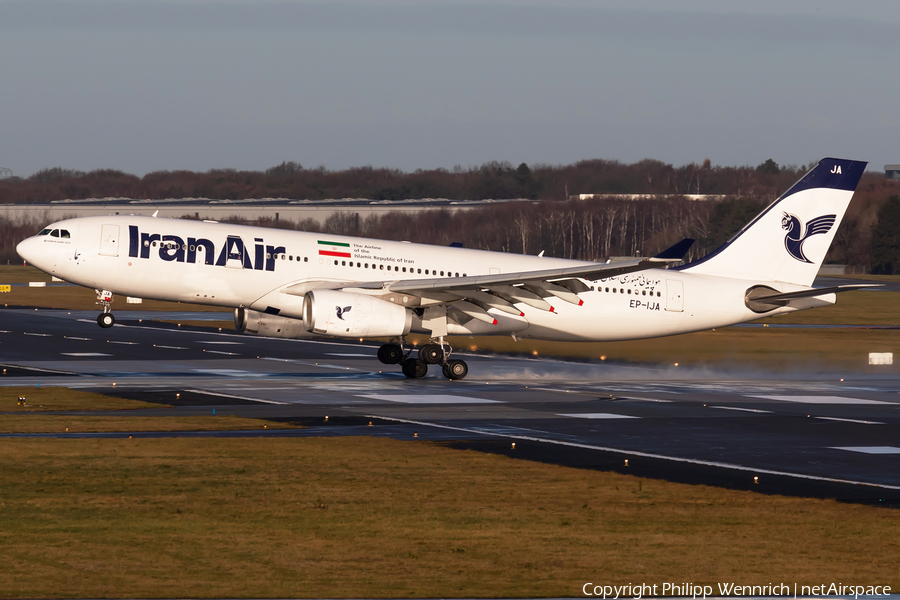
1,436 -> 898,598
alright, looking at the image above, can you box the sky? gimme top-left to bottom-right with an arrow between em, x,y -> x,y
1,0 -> 899,177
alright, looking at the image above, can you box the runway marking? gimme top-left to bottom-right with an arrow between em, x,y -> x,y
557,413 -> 639,419
64,336 -> 92,341
259,357 -> 369,371
155,345 -> 188,350
325,353 -> 376,357
370,416 -> 900,491
184,389 -> 288,405
107,340 -> 139,345
711,406 -> 773,414
816,417 -> 884,425
191,369 -> 264,377
61,353 -> 112,357
197,341 -> 243,345
749,395 -> 891,405
358,394 -> 500,404
831,446 -> 900,454
24,333 -> 52,337
204,350 -> 240,356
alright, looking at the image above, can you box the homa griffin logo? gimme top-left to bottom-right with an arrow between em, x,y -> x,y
335,305 -> 352,320
781,213 -> 836,263
127,226 -> 286,271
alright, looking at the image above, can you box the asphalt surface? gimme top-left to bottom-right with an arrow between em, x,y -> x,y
1,307 -> 899,503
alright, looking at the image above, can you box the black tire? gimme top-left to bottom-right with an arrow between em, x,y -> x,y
445,359 -> 468,380
97,313 -> 115,328
379,343 -> 403,365
419,344 -> 444,364
403,357 -> 427,379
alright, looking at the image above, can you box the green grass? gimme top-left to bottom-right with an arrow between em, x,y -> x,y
1,386 -> 168,412
0,436 -> 898,598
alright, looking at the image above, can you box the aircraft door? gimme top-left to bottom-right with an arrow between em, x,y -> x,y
99,225 -> 120,256
665,279 -> 684,312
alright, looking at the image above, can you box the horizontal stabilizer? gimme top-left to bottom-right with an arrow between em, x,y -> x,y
745,283 -> 882,312
654,238 -> 695,260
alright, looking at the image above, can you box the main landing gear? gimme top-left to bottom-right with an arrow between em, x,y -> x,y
95,289 -> 115,328
377,336 -> 468,380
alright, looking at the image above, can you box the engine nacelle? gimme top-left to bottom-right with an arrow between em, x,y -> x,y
234,308 -> 313,339
304,290 -> 412,338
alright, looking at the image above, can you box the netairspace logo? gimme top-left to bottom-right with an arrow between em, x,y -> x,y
582,582 -> 892,599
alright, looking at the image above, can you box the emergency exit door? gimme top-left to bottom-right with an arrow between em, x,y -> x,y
665,279 -> 684,312
99,225 -> 120,256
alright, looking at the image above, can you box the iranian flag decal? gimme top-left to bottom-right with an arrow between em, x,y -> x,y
318,240 -> 351,258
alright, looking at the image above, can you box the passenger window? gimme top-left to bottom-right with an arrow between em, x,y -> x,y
402,267 -> 407,273
380,264 -> 384,270
417,268 -> 421,274
440,271 -> 444,276
304,257 -> 308,262
612,288 -> 616,293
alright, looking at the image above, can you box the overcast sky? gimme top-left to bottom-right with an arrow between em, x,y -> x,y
1,0 -> 899,176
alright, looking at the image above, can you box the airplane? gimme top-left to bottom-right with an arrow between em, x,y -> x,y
16,157 -> 875,380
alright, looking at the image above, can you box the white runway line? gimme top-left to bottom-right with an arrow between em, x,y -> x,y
197,341 -> 243,345
184,389 -> 288,405
358,394 -> 501,404
557,413 -> 639,419
817,417 -> 884,425
370,416 -> 900,491
749,395 -> 891,405
23,332 -> 52,337
61,353 -> 112,357
107,340 -> 139,345
154,345 -> 188,350
325,353 -> 376,357
204,350 -> 240,356
711,406 -> 773,413
831,446 -> 900,454
64,337 -> 92,341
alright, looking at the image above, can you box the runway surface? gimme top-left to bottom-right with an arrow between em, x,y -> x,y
2,307 -> 899,502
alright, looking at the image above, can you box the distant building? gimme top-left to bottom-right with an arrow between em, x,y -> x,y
0,167 -> 12,179
886,165 -> 900,180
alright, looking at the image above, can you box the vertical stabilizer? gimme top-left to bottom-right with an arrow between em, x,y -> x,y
682,158 -> 866,286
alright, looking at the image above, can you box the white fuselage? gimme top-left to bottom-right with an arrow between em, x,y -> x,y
16,215 -> 829,342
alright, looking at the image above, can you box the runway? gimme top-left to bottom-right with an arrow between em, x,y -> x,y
2,307 -> 899,502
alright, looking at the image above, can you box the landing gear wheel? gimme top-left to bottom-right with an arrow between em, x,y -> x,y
402,357 -> 428,379
444,359 -> 468,380
97,313 -> 115,328
419,344 -> 444,365
378,343 -> 403,365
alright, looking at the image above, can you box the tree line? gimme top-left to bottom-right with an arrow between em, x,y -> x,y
0,159 -> 819,204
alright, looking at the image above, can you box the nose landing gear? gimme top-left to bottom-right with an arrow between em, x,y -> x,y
378,336 -> 468,380
95,290 -> 115,328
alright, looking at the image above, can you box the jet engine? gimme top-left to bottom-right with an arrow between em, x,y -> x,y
234,307 -> 313,339
304,289 -> 412,337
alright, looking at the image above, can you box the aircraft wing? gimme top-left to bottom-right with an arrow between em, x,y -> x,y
330,256 -> 680,317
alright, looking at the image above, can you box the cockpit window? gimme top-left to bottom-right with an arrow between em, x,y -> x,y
59,230 -> 70,238
38,229 -> 51,236
50,229 -> 60,238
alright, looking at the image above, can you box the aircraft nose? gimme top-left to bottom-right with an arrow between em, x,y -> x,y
16,237 -> 37,264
